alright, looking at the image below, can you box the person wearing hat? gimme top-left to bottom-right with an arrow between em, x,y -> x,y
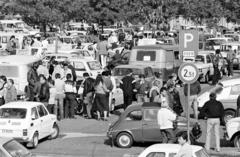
200,92 -> 224,152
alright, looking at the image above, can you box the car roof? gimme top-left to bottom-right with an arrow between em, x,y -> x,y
0,137 -> 12,145
45,53 -> 72,56
143,144 -> 202,153
68,58 -> 96,62
198,51 -> 214,55
0,101 -> 43,109
0,55 -> 40,65
207,37 -> 232,40
221,42 -> 240,46
115,64 -> 152,69
221,78 -> 240,87
132,44 -> 178,51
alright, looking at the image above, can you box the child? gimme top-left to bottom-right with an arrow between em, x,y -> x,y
48,80 -> 57,114
5,79 -> 17,103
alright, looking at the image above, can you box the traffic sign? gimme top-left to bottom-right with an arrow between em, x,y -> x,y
179,30 -> 199,61
178,63 -> 199,84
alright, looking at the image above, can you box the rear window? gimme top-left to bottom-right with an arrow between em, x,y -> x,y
87,61 -> 102,70
73,62 -> 86,71
113,68 -> 142,76
0,66 -> 19,77
3,140 -> 30,157
136,51 -> 156,61
0,108 -> 27,119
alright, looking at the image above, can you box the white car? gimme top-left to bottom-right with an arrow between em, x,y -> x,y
0,102 -> 59,148
198,78 -> 240,123
138,144 -> 208,157
225,117 -> 240,148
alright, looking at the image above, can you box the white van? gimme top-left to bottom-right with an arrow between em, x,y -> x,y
0,55 -> 40,98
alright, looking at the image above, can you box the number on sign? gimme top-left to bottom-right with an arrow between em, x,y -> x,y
183,69 -> 195,77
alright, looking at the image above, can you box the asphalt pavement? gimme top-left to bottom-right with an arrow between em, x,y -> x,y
31,72 -> 240,157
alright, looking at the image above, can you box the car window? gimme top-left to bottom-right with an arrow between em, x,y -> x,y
0,108 -> 26,119
143,109 -> 159,121
230,84 -> 240,95
87,61 -> 102,70
169,153 -> 177,157
73,62 -> 86,71
3,140 -> 30,157
206,55 -> 211,63
136,51 -> 156,61
125,110 -> 142,121
31,107 -> 39,120
37,105 -> 48,117
146,152 -> 165,157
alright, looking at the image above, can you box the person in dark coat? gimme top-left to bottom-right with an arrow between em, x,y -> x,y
120,70 -> 135,109
38,75 -> 50,106
212,49 -> 221,85
27,62 -> 39,101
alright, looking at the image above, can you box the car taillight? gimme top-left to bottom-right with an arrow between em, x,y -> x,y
23,129 -> 28,136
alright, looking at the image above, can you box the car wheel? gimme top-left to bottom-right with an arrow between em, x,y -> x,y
32,132 -> 39,148
116,132 -> 133,148
224,110 -> 236,124
49,123 -> 60,140
234,134 -> 240,148
205,73 -> 209,83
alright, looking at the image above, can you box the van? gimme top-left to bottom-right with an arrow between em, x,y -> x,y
129,45 -> 181,81
0,55 -> 40,98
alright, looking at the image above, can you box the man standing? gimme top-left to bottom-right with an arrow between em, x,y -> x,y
201,92 -> 224,152
157,102 -> 177,143
174,132 -> 193,157
226,46 -> 235,77
27,62 -> 39,101
102,71 -> 113,113
55,73 -> 65,120
97,36 -> 108,68
135,74 -> 150,103
120,71 -> 135,110
183,80 -> 201,119
82,73 -> 95,119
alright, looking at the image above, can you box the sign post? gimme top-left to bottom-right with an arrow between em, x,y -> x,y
178,63 -> 199,143
179,30 -> 199,62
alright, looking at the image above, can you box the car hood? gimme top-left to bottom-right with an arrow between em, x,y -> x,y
193,62 -> 209,69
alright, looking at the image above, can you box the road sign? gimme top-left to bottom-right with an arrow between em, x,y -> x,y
179,30 -> 199,61
178,63 -> 199,84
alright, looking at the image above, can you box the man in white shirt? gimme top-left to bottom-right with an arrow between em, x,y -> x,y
37,61 -> 49,79
54,73 -> 65,120
175,132 -> 193,157
157,101 -> 177,143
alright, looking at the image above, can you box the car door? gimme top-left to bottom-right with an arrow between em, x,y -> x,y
29,107 -> 41,138
37,105 -> 51,138
142,108 -> 162,142
223,84 -> 240,110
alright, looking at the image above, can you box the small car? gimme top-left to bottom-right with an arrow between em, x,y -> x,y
138,144 -> 209,157
198,78 -> 240,123
225,117 -> 240,148
0,137 -> 34,157
107,102 -> 201,148
0,102 -> 59,148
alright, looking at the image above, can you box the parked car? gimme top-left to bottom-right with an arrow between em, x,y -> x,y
0,102 -> 59,148
107,102 -> 201,148
0,55 -> 41,99
225,117 -> 240,148
129,44 -> 181,82
198,78 -> 240,123
138,144 -> 209,157
42,53 -> 73,63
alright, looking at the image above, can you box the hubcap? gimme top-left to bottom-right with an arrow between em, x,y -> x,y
52,127 -> 58,137
119,135 -> 130,146
33,135 -> 38,145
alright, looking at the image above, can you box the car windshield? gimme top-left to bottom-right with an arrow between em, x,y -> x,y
0,66 -> 19,77
0,108 -> 27,119
195,55 -> 205,63
195,149 -> 209,157
3,140 -> 31,157
87,61 -> 102,70
113,68 -> 142,76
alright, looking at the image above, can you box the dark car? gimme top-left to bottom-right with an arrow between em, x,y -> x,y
107,102 -> 201,148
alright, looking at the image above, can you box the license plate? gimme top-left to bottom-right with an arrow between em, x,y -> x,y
2,129 -> 13,133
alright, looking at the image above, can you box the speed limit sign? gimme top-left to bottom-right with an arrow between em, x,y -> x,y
178,63 -> 199,84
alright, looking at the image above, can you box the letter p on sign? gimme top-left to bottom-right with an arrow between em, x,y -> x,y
184,33 -> 194,48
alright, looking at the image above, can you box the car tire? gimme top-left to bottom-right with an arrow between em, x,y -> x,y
49,123 -> 60,140
234,134 -> 240,148
31,132 -> 39,148
116,132 -> 133,148
224,110 -> 236,124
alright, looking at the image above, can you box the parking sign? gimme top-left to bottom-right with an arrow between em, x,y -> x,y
179,30 -> 199,61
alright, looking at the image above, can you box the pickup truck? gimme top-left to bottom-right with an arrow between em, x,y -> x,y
193,51 -> 226,83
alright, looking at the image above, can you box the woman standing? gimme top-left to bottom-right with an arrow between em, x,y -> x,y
94,75 -> 109,120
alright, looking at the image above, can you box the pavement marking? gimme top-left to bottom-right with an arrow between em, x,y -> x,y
61,132 -> 106,139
